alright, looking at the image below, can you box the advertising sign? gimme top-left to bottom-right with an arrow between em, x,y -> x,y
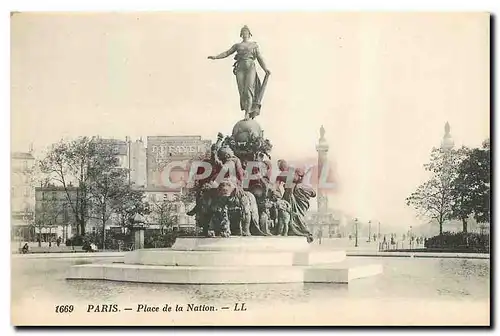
146,136 -> 211,189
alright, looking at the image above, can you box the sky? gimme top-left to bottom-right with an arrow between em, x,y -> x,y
10,12 -> 490,229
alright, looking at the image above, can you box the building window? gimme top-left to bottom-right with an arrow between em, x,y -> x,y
23,161 -> 28,170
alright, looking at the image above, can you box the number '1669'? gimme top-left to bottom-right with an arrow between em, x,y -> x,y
55,305 -> 74,313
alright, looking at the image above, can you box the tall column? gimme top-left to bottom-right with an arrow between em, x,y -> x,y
441,122 -> 455,177
440,122 -> 454,235
316,126 -> 330,234
316,125 -> 329,212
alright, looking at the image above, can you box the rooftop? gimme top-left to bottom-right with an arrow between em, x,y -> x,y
35,185 -> 78,192
11,152 -> 35,160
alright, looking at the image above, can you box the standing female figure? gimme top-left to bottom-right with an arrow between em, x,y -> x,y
208,25 -> 271,120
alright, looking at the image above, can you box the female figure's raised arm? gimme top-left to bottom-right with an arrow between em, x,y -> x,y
208,44 -> 237,60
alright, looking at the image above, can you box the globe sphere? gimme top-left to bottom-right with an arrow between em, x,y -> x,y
232,119 -> 262,143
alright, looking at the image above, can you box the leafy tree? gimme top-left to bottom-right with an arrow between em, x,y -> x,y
150,194 -> 180,234
406,147 -> 465,234
149,191 -> 196,235
178,187 -> 196,210
40,137 -> 123,235
450,139 -> 490,231
113,186 -> 150,229
88,168 -> 129,249
86,138 -> 143,249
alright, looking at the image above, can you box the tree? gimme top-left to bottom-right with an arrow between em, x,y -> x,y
151,195 -> 178,234
179,187 -> 196,206
88,168 -> 129,249
450,139 -> 491,232
86,138 -> 138,249
406,147 -> 465,235
113,186 -> 150,229
40,137 -> 123,236
473,140 -> 491,224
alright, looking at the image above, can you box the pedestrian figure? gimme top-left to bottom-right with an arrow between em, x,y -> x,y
317,230 -> 323,245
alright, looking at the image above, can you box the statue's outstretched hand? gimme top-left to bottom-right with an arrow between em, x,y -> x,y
208,56 -> 216,60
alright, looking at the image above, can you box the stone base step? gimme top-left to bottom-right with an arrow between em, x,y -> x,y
124,249 -> 346,266
305,262 -> 383,283
66,261 -> 382,284
171,236 -> 310,252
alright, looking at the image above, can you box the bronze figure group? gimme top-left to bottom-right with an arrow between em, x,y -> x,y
187,25 -> 314,242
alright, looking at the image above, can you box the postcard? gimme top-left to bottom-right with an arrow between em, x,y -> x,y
10,12 -> 490,326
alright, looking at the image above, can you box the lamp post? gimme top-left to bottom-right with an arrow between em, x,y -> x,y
378,221 -> 381,239
20,215 -> 29,248
354,218 -> 358,247
367,220 -> 372,242
409,225 -> 413,249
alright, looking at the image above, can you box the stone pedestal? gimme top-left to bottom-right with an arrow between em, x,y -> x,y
171,236 -> 310,252
67,237 -> 383,284
132,226 -> 145,250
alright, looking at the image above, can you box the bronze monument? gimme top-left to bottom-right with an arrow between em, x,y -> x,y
188,25 -> 314,242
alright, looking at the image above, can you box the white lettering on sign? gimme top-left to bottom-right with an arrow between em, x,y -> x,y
152,143 -> 209,156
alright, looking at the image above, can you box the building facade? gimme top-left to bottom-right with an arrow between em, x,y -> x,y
142,135 -> 211,230
33,184 -> 129,242
99,137 -> 129,169
146,135 -> 211,190
11,150 -> 36,240
129,138 -> 147,188
28,135 -> 211,241
34,185 -> 77,242
89,136 -> 210,233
